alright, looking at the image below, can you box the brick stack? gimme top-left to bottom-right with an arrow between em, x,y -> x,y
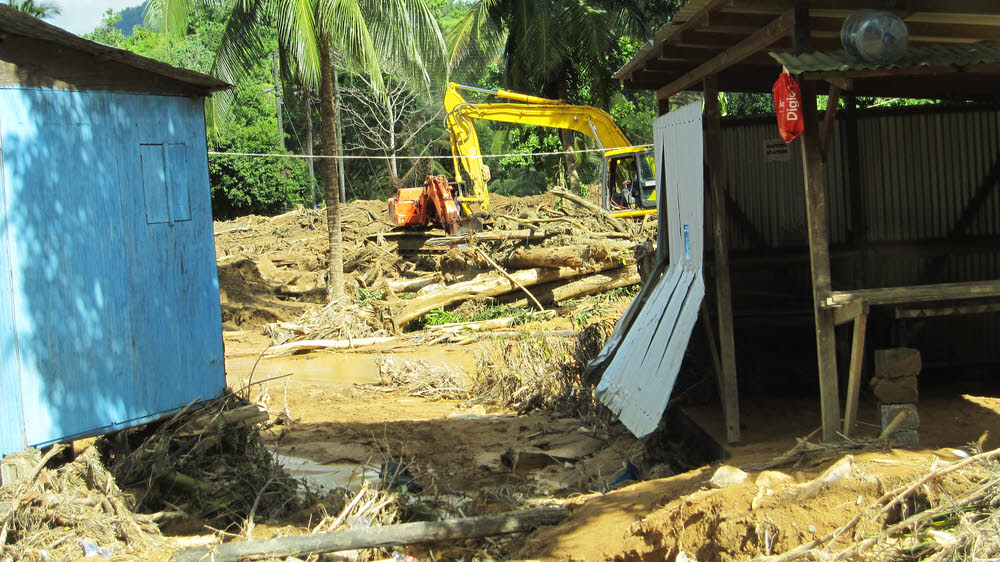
871,348 -> 921,447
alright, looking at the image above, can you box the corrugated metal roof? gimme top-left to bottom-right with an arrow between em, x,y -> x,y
771,42 -> 1000,75
0,4 -> 230,93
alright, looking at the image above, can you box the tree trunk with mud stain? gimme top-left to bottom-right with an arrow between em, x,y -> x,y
320,35 -> 344,299
388,257 -> 633,330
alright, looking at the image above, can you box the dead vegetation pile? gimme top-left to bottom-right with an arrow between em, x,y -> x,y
0,446 -> 164,561
214,191 -> 654,334
469,329 -> 609,416
375,354 -> 472,400
749,446 -> 1000,562
103,393 -> 302,531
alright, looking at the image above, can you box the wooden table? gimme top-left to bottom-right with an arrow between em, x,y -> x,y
821,280 -> 1000,437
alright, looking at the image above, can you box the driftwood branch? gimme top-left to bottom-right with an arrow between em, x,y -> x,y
753,447 -> 1000,561
395,260 -> 624,328
474,247 -> 545,312
504,264 -> 640,308
425,230 -> 551,246
170,507 -> 566,562
550,187 -> 629,234
265,336 -> 398,356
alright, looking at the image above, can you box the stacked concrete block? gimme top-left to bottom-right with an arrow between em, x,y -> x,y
871,348 -> 921,447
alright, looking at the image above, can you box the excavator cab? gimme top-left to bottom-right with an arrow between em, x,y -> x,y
604,148 -> 656,217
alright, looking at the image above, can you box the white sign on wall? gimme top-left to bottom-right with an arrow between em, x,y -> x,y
763,138 -> 791,162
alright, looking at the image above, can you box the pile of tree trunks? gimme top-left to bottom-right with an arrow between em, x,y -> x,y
378,236 -> 642,332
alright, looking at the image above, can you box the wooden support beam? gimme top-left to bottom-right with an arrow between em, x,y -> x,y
832,299 -> 866,326
657,90 -> 670,116
700,302 -> 726,409
894,301 -> 1000,319
703,74 -> 741,445
796,5 -> 840,444
801,78 -> 841,443
820,83 -> 841,162
824,280 -> 1000,307
919,153 -> 1000,283
657,10 -> 794,99
725,191 -> 769,248
844,94 -> 866,249
842,312 -> 868,438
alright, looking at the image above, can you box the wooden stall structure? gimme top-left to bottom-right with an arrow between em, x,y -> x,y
0,6 -> 230,455
615,0 -> 1000,442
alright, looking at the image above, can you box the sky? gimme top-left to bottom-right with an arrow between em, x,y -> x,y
48,0 -> 144,35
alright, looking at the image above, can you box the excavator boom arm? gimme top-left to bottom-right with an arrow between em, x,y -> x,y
444,82 -> 637,213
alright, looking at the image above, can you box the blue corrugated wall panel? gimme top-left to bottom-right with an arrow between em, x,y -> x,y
110,94 -> 224,418
0,125 -> 26,455
0,89 -> 224,455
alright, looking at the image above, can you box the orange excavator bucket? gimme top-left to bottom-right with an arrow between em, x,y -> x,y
388,175 -> 462,234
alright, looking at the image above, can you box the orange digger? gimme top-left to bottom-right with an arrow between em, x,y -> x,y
388,175 -> 462,235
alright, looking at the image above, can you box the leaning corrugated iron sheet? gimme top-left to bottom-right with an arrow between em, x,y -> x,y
587,102 -> 705,438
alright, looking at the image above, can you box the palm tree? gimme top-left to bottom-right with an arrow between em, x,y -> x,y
448,0 -> 654,192
6,0 -> 61,19
146,0 -> 445,299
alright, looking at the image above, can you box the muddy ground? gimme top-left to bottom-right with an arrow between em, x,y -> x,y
209,195 -> 1000,561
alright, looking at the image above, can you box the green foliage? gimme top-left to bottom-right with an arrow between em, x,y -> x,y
85,4 -> 309,218
354,287 -> 384,307
209,81 -> 308,219
115,1 -> 148,36
416,303 -> 536,329
5,0 -> 61,19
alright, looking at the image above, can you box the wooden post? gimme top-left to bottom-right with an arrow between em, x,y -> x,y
800,79 -> 841,442
795,3 -> 840,443
703,74 -> 741,444
843,310 -> 868,437
844,93 -> 866,288
657,91 -> 671,116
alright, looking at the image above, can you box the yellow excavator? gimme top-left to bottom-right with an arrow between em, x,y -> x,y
389,82 -> 655,233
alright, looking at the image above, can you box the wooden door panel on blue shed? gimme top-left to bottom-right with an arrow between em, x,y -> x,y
110,94 -> 224,416
0,89 -> 137,447
0,110 -> 27,456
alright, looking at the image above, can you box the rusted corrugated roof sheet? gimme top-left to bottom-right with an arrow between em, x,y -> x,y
771,42 -> 1000,75
0,4 -> 230,93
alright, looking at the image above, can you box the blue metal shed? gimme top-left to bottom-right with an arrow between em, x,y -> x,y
0,6 -> 230,456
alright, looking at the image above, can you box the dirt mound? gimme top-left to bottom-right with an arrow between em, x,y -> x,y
521,447 -> 1000,561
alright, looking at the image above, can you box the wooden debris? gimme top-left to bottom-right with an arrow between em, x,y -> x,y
425,317 -> 515,333
170,507 -> 567,562
395,260 -> 627,329
425,229 -> 552,246
505,264 -> 640,308
265,336 -> 398,356
506,243 -> 633,270
550,187 -> 629,234
385,276 -> 440,293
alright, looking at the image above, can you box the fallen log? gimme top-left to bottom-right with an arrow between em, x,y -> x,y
170,507 -> 566,562
425,317 -> 515,334
425,229 -> 552,246
550,187 -> 629,234
506,243 -> 633,270
395,260 -> 626,329
265,336 -> 398,356
505,264 -> 641,308
385,276 -> 440,293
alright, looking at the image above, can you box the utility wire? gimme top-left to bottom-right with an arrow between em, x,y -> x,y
207,144 -> 653,161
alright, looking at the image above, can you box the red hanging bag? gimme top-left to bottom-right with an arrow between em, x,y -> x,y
772,73 -> 804,143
